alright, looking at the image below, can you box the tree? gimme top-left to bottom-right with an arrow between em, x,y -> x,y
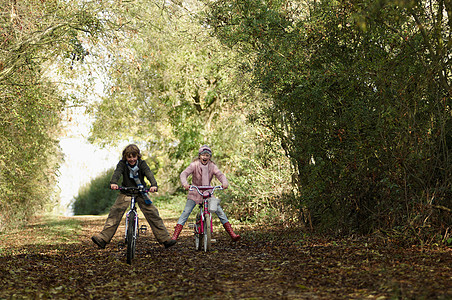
0,0 -> 108,230
205,0 -> 451,236
87,0 -> 294,222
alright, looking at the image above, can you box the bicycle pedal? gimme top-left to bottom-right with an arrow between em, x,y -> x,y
211,239 -> 217,243
140,225 -> 148,234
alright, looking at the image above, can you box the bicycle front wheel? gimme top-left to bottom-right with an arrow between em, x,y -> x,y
203,214 -> 211,252
126,211 -> 137,264
194,212 -> 202,251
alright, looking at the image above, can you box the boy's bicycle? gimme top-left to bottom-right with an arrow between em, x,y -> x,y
188,185 -> 223,252
117,186 -> 149,264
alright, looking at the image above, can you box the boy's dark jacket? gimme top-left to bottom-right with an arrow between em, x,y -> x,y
110,159 -> 158,194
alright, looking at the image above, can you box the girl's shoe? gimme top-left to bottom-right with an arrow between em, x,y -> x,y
223,222 -> 241,242
171,224 -> 184,240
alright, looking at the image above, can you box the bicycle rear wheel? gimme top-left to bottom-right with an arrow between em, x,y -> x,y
203,214 -> 211,252
126,211 -> 137,264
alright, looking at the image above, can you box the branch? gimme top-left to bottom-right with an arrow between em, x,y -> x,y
410,11 -> 435,60
431,205 -> 452,213
410,8 -> 451,97
0,23 -> 71,82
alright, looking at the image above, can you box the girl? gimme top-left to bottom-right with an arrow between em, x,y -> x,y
171,145 -> 241,242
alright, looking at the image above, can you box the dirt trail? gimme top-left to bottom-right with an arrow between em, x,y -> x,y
0,216 -> 451,299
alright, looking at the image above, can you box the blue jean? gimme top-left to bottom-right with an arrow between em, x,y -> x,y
177,198 -> 229,225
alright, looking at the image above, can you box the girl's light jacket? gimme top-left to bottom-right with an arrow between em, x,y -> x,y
180,160 -> 228,204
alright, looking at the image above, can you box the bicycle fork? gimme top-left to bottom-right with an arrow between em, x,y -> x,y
190,201 -> 214,235
205,201 -> 214,235
197,211 -> 213,235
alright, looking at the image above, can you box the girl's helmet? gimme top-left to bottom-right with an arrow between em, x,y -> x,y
198,145 -> 212,156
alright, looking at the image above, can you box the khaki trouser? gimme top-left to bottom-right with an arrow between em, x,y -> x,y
96,193 -> 171,244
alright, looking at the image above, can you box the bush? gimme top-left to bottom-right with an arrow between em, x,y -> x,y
72,168 -> 119,215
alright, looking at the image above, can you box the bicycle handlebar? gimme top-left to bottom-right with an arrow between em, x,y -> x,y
117,186 -> 151,193
189,185 -> 223,196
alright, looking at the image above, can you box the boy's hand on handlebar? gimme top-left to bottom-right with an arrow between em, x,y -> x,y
111,184 -> 119,190
183,184 -> 190,190
222,184 -> 228,189
149,186 -> 158,193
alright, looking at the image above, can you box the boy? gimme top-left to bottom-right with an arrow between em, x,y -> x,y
92,144 -> 176,249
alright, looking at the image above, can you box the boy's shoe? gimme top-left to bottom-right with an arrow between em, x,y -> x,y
163,239 -> 177,249
92,235 -> 106,249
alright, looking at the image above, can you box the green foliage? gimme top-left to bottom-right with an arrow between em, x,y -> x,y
0,0 -> 110,230
87,0 -> 291,207
206,0 -> 452,236
0,67 -> 65,230
218,124 -> 296,224
72,168 -> 118,215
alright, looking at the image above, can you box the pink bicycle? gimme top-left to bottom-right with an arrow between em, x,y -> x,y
188,185 -> 223,252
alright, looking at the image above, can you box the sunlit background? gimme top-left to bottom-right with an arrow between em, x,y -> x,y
56,107 -> 119,216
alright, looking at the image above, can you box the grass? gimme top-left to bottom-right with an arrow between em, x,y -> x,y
153,194 -> 187,220
0,214 -> 83,255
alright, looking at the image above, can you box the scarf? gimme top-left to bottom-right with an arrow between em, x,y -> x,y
127,162 -> 152,204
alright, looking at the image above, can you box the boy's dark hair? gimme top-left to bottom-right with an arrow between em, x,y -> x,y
122,144 -> 142,160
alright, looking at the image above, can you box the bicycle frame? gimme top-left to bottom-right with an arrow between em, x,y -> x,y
190,185 -> 223,251
118,186 -> 150,264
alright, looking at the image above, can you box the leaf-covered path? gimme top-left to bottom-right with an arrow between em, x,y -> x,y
0,215 -> 451,299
